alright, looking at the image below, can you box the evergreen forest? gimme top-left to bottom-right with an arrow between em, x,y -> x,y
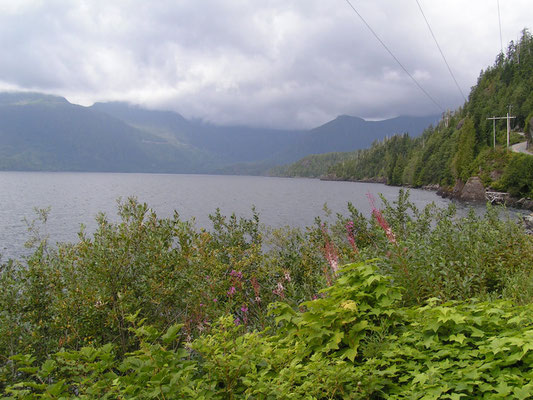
274,30 -> 533,200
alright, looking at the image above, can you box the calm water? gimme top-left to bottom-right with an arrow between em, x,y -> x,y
0,172 -> 466,260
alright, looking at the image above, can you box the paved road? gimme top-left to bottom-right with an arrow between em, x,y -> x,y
511,141 -> 533,155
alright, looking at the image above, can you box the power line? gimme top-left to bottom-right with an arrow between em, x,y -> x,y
497,0 -> 503,54
415,0 -> 467,102
343,0 -> 444,112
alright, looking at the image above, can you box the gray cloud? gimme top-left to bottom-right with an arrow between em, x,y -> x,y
0,0 -> 531,128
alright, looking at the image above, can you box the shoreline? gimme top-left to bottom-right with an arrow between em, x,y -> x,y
320,174 -> 533,212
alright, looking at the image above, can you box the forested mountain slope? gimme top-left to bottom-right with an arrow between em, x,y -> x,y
272,114 -> 438,163
0,93 -> 189,172
277,30 -> 533,199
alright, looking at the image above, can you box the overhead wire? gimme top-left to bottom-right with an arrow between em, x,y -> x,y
343,0 -> 444,113
415,0 -> 467,102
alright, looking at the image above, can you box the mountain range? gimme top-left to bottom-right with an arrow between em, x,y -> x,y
0,92 -> 439,174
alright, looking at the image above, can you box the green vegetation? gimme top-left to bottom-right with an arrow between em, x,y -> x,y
275,30 -> 533,199
269,151 -> 354,178
1,192 -> 533,397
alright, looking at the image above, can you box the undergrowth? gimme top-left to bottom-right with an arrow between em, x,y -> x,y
1,191 -> 533,397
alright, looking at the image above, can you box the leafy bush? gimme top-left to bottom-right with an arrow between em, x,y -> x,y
1,192 -> 533,396
323,190 -> 533,306
4,263 -> 533,399
497,153 -> 533,197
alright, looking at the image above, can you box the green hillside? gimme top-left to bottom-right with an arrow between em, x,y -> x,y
277,30 -> 533,199
270,151 -> 355,178
272,114 -> 438,163
0,93 -> 213,172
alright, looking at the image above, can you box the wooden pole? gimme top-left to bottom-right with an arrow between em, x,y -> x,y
487,112 -> 515,150
493,118 -> 496,148
507,111 -> 510,149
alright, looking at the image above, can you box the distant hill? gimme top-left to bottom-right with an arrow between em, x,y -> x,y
269,152 -> 355,178
91,102 -> 306,165
0,93 -> 212,172
0,92 -> 440,174
273,114 -> 439,163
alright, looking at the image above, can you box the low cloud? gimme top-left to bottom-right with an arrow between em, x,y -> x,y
0,0 -> 530,128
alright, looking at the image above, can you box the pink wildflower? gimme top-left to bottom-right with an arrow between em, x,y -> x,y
230,270 -> 243,280
321,224 -> 339,284
227,286 -> 236,296
345,221 -> 359,254
284,271 -> 291,282
366,192 -> 397,244
273,282 -> 285,298
240,305 -> 249,324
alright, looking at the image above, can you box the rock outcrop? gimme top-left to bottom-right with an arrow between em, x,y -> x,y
435,176 -> 533,211
459,177 -> 486,202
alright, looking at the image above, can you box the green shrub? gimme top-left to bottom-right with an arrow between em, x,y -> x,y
2,191 -> 533,395
4,263 -> 533,399
497,153 -> 533,197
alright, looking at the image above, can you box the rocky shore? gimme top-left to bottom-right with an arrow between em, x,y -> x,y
323,174 -> 533,211
322,173 -> 533,233
422,177 -> 533,234
429,176 -> 533,211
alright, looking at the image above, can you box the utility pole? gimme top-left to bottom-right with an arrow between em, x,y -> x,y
507,105 -> 515,149
487,107 -> 515,150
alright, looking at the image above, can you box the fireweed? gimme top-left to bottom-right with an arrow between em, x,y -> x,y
367,192 -> 397,244
345,220 -> 359,254
321,224 -> 339,286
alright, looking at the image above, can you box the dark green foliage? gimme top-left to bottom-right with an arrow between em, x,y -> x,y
324,134 -> 416,184
3,263 -> 533,399
269,151 -> 354,178
498,153 -> 533,197
452,117 -> 476,181
1,193 -> 533,396
471,147 -> 511,187
276,31 -> 533,198
525,110 -> 533,147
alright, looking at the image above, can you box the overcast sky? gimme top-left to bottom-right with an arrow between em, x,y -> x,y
0,0 -> 531,129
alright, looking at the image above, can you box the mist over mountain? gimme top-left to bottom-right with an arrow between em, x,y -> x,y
91,102 -> 306,165
0,92 -> 439,174
0,93 -> 213,172
273,114 -> 439,163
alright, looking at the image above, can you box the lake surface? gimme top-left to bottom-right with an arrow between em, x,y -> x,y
0,171 -> 480,260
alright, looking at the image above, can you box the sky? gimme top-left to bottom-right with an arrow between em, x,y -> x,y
0,0 -> 531,129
